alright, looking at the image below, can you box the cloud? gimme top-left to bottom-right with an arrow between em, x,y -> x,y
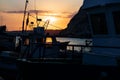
43,12 -> 77,18
3,10 -> 24,14
3,10 -> 52,14
29,10 -> 53,14
3,10 -> 76,18
65,12 -> 77,18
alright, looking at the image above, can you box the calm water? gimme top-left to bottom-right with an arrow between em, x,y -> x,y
56,37 -> 92,52
57,37 -> 89,45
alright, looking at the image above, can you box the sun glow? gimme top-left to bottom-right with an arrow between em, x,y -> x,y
44,16 -> 57,23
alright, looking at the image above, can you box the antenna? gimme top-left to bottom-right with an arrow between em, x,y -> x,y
0,16 -> 3,26
34,0 -> 39,27
25,12 -> 29,31
34,0 -> 42,27
22,0 -> 29,33
29,14 -> 63,30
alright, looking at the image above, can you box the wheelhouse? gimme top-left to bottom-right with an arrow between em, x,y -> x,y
82,0 -> 120,55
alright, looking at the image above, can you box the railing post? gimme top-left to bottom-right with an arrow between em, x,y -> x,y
72,45 -> 74,53
80,46 -> 83,53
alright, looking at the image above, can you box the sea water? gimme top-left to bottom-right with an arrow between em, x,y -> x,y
56,37 -> 92,52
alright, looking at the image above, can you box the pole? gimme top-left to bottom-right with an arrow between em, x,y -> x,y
25,12 -> 29,31
22,0 -> 28,33
0,16 -> 2,26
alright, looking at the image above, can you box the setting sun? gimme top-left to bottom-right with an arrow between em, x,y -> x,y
44,16 -> 57,24
0,0 -> 83,31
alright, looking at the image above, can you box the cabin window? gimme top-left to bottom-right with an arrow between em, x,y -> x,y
46,37 -> 52,44
90,13 -> 108,35
113,11 -> 120,34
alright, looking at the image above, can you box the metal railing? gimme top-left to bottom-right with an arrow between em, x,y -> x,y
20,41 -> 120,58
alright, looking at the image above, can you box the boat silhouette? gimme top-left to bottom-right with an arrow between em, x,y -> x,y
1,0 -> 120,80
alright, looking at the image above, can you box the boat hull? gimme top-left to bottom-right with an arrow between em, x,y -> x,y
16,58 -> 120,80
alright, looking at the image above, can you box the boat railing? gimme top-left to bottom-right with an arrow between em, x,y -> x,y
64,44 -> 120,58
67,44 -> 120,51
20,42 -> 120,58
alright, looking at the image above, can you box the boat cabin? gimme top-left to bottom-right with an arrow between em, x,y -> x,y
19,27 -> 68,58
82,0 -> 120,56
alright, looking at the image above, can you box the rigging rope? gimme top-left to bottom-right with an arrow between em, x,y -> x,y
29,14 -> 63,30
24,0 -> 63,30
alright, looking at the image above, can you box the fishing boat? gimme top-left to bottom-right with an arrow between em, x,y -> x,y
82,0 -> 120,66
1,0 -> 120,80
0,0 -> 70,79
15,0 -> 120,80
0,26 -> 70,80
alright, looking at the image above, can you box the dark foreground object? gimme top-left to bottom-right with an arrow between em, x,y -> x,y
16,58 -> 120,80
0,67 -> 17,80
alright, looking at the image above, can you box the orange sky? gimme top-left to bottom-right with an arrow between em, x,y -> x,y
0,0 -> 83,31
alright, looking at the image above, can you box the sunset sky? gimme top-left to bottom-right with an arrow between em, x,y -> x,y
0,0 -> 83,31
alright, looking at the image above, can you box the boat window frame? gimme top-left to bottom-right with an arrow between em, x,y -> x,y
90,13 -> 108,35
112,10 -> 120,34
45,37 -> 52,44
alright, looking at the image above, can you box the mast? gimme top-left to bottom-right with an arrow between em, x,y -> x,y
22,0 -> 29,33
0,16 -> 2,26
25,12 -> 29,31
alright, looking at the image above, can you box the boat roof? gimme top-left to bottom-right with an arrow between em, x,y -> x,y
82,0 -> 120,9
